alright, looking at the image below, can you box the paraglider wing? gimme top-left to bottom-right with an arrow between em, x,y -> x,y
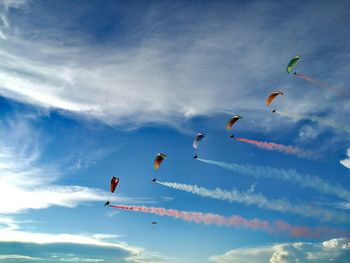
266,91 -> 284,106
226,115 -> 242,130
110,176 -> 120,193
286,55 -> 301,74
193,133 -> 206,149
154,153 -> 167,170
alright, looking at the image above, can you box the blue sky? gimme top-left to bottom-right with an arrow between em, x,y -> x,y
0,0 -> 350,262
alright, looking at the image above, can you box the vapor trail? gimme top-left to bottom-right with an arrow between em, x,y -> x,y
233,137 -> 314,159
275,110 -> 350,133
197,158 -> 350,201
110,204 -> 347,239
156,181 -> 348,222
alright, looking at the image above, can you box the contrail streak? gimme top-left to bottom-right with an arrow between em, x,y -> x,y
275,110 -> 350,133
110,204 -> 347,239
233,137 -> 314,159
197,159 -> 350,201
156,181 -> 348,222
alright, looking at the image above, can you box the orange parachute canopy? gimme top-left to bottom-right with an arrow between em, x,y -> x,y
226,115 -> 242,130
154,153 -> 167,170
266,91 -> 284,106
110,176 -> 120,193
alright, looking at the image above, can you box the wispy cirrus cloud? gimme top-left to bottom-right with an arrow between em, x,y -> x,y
0,0 -> 349,136
0,116 -> 133,214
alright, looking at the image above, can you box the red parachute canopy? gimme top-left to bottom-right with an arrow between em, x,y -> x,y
110,176 -> 120,193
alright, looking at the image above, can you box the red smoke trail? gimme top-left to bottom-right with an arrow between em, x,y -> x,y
110,205 -> 347,239
234,137 -> 312,159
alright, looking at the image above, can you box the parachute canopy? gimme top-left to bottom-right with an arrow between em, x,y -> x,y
226,115 -> 242,130
266,91 -> 284,106
286,55 -> 301,74
110,176 -> 120,193
154,153 -> 167,170
193,133 -> 206,149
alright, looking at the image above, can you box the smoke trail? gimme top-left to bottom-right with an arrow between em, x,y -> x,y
276,110 -> 350,134
197,159 -> 350,201
294,73 -> 350,97
156,181 -> 348,222
110,204 -> 270,231
233,137 -> 314,159
294,72 -> 334,91
110,204 -> 347,239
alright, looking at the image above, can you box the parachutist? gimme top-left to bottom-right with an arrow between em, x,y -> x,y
104,201 -> 110,206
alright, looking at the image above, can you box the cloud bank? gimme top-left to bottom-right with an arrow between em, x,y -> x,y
0,217 -> 165,263
210,238 -> 350,263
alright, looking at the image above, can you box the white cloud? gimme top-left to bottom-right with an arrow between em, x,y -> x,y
0,0 -> 29,9
0,1 -> 349,134
298,125 -> 320,142
210,238 -> 350,263
0,117 -> 131,214
0,254 -> 43,261
340,149 -> 350,169
0,217 -> 165,263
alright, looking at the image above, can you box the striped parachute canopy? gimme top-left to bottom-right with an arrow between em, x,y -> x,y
154,153 -> 167,170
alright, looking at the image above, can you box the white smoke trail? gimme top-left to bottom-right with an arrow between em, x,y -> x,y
197,158 -> 350,201
156,181 -> 348,222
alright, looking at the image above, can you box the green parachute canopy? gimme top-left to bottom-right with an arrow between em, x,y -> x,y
286,55 -> 301,74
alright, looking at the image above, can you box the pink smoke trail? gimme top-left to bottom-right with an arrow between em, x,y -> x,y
110,205 -> 348,239
274,221 -> 346,239
294,72 -> 350,96
110,204 -> 269,231
234,137 -> 314,159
